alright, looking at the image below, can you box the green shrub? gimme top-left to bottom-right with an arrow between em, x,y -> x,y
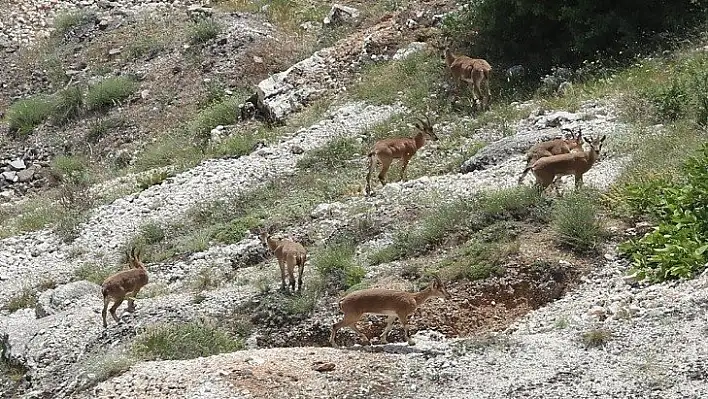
126,37 -> 165,60
349,51 -> 446,109
74,262 -> 120,285
551,189 -> 603,252
188,19 -> 221,44
132,320 -> 243,360
440,238 -> 517,281
581,328 -> 613,349
86,117 -> 126,143
297,138 -> 360,171
6,96 -> 54,136
77,351 -> 134,391
5,287 -> 38,312
370,186 -> 547,264
52,10 -> 97,38
139,222 -> 166,245
313,242 -> 366,290
52,85 -> 84,124
190,99 -> 239,144
211,215 -> 261,244
618,143 -> 708,282
136,170 -> 171,190
444,0 -> 708,77
86,77 -> 138,112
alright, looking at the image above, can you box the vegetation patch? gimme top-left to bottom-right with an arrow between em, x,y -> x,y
312,242 -> 366,290
616,143 -> 708,282
581,328 -> 613,349
132,320 -> 244,360
74,262 -> 121,285
76,350 -> 135,391
5,95 -> 54,136
370,187 -> 549,265
440,223 -> 520,282
349,51 -> 446,111
551,189 -> 604,253
187,18 -> 222,44
85,76 -> 138,112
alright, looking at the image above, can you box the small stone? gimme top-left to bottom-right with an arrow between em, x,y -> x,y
9,159 -> 26,170
312,362 -> 336,372
108,48 -> 121,56
290,145 -> 305,154
253,56 -> 264,64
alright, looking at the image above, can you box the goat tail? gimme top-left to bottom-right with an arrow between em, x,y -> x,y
518,166 -> 532,185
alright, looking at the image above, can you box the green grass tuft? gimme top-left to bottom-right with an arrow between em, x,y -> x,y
6,96 -> 54,136
132,320 -> 243,360
86,76 -> 138,112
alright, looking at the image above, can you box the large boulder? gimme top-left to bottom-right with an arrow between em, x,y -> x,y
35,281 -> 102,318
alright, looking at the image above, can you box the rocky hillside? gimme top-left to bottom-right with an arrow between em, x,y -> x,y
1,0 -> 707,398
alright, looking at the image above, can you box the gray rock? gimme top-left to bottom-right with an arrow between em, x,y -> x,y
393,42 -> 427,60
2,171 -> 17,183
9,159 -> 26,170
17,165 -> 38,182
323,4 -> 361,26
35,281 -> 102,319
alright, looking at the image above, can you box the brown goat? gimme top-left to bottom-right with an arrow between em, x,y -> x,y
518,128 -> 584,185
329,276 -> 451,347
524,134 -> 606,192
101,247 -> 149,328
444,47 -> 493,111
259,232 -> 308,292
365,115 -> 438,196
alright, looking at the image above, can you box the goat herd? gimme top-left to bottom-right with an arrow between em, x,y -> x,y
99,46 -> 607,348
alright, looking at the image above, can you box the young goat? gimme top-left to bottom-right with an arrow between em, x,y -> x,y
101,247 -> 149,328
444,47 -> 493,111
524,134 -> 606,192
365,115 -> 438,196
329,276 -> 451,347
518,128 -> 584,185
259,231 -> 308,292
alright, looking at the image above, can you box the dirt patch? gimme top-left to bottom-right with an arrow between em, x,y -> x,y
250,255 -> 583,349
228,349 -> 400,398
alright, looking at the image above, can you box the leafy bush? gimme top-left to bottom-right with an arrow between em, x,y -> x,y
6,96 -> 54,136
210,215 -> 261,244
618,143 -> 708,282
86,76 -> 138,112
551,189 -> 604,252
132,320 -> 243,360
443,0 -> 708,77
640,55 -> 708,125
312,242 -> 366,290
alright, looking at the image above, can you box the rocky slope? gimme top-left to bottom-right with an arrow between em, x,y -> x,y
1,1 -> 706,399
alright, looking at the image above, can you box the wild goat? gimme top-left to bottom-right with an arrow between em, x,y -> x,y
524,134 -> 606,191
259,231 -> 308,292
101,247 -> 149,328
365,115 -> 438,196
329,276 -> 451,347
444,47 -> 492,111
518,128 -> 584,185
